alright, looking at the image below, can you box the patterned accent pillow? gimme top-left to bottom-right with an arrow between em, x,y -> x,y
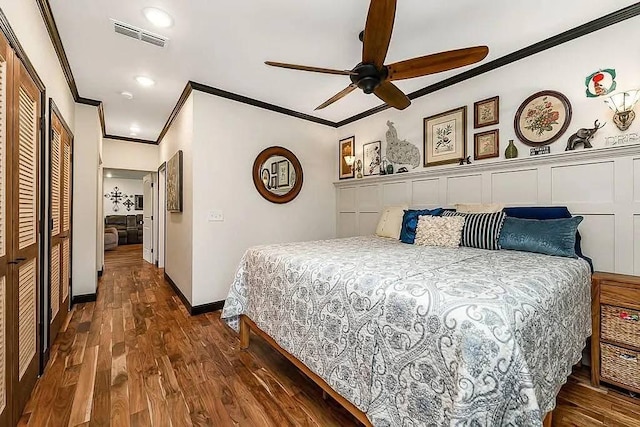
414,216 -> 465,248
442,211 -> 506,250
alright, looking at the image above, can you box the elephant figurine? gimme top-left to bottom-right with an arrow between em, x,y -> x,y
565,120 -> 606,151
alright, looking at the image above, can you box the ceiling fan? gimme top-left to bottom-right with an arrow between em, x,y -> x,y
265,0 -> 489,111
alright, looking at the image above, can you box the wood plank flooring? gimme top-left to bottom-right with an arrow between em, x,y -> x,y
18,244 -> 640,426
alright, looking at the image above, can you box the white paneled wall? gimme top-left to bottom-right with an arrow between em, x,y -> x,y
335,144 -> 640,275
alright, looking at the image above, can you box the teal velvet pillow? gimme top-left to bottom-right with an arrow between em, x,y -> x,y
498,216 -> 583,258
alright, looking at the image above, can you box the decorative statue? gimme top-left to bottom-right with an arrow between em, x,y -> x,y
385,121 -> 420,168
356,159 -> 363,179
565,120 -> 606,151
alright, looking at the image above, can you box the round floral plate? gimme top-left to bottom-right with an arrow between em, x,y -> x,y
514,90 -> 572,146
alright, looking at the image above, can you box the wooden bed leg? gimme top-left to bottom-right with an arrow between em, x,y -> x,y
543,411 -> 552,427
239,315 -> 250,349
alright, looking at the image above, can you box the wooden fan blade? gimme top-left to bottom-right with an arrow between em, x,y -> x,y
315,84 -> 357,110
374,81 -> 410,110
362,0 -> 397,68
387,46 -> 489,81
265,61 -> 356,76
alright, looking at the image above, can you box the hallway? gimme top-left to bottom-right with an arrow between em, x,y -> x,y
17,252 -> 640,426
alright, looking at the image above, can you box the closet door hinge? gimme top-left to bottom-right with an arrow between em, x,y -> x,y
40,116 -> 45,131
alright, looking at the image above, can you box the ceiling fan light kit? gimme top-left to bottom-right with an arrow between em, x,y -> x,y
265,0 -> 489,111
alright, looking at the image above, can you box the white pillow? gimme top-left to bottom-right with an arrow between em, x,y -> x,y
375,205 -> 409,239
414,216 -> 465,247
455,203 -> 504,213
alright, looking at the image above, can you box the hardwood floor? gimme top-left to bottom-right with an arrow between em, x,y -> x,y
103,243 -> 143,269
18,248 -> 640,426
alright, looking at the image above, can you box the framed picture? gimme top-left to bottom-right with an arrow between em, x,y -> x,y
474,129 -> 499,160
270,176 -> 277,189
134,195 -> 143,210
339,136 -> 355,179
514,90 -> 572,146
423,106 -> 467,167
261,168 -> 270,187
167,150 -> 183,212
277,160 -> 290,187
474,96 -> 499,128
362,141 -> 381,176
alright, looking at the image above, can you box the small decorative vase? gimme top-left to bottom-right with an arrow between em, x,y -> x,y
356,159 -> 363,179
386,163 -> 394,175
505,140 -> 518,159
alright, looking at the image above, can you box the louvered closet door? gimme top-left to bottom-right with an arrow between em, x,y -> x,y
49,111 -> 68,342
11,58 -> 40,416
61,128 -> 71,311
0,31 -> 13,427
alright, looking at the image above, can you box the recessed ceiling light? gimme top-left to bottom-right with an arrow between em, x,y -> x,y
106,173 -> 113,178
130,125 -> 141,134
130,132 -> 138,137
121,91 -> 134,99
135,75 -> 155,87
143,7 -> 173,28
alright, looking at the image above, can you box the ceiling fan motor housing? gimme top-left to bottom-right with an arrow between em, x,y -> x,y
351,63 -> 387,94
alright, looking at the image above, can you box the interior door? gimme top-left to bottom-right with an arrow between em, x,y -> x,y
142,174 -> 153,263
0,29 -> 13,427
12,55 -> 40,418
49,106 -> 70,343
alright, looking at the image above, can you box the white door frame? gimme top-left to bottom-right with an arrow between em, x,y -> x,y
156,163 -> 166,268
142,174 -> 154,264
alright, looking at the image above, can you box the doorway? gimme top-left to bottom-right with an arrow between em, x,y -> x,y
102,169 -> 154,266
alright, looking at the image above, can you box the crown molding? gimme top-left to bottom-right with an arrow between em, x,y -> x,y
35,1 -> 640,143
36,0 -> 77,99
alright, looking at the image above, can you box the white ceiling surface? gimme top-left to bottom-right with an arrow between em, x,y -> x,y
50,0 -> 635,140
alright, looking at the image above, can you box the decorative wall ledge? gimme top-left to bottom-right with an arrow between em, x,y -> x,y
334,143 -> 640,187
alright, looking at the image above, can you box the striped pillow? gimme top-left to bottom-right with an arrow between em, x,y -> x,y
441,211 -> 506,250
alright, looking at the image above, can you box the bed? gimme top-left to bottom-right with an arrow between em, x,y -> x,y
221,235 -> 592,426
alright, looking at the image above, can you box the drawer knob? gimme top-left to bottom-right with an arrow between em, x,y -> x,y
620,353 -> 637,361
619,312 -> 640,322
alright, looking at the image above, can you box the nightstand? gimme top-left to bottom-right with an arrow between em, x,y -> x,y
591,272 -> 640,393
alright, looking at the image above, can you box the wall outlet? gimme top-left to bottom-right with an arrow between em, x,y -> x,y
208,210 -> 224,222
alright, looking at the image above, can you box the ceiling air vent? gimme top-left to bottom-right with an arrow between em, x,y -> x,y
112,20 -> 168,48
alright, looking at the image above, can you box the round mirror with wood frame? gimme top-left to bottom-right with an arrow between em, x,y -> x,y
253,146 -> 303,204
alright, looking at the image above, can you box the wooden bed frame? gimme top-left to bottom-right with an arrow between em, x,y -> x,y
239,314 -> 553,427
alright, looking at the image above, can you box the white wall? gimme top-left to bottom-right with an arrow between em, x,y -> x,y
337,18 -> 640,175
190,91 -> 337,305
159,95 -> 194,302
102,138 -> 160,171
103,177 -> 144,216
73,104 -> 101,297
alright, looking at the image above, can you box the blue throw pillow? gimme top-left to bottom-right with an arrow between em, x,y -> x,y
503,206 -> 593,270
400,208 -> 443,244
498,216 -> 583,258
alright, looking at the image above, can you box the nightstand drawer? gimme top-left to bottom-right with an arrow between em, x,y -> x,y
601,282 -> 640,311
601,305 -> 640,348
601,343 -> 640,392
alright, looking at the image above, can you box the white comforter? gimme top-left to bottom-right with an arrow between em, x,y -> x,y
222,236 -> 591,426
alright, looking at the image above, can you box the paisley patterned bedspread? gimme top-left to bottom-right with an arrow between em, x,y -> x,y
221,236 -> 591,426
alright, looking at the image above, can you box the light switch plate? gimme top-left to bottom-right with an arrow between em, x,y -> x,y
208,210 -> 224,222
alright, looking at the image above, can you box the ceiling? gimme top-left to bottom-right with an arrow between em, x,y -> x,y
49,0 -> 636,141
